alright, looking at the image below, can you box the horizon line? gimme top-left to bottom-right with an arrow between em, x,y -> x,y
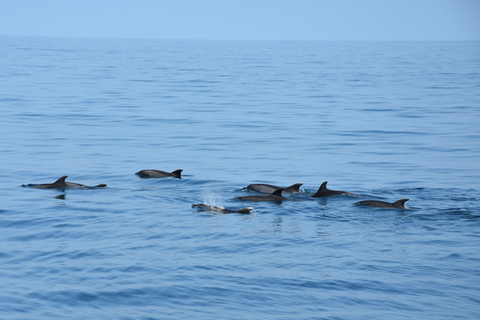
2,34 -> 479,42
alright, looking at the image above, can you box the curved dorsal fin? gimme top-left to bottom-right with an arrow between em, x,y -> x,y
394,198 -> 409,208
54,176 -> 68,184
320,181 -> 328,191
237,207 -> 254,214
286,183 -> 303,192
171,169 -> 183,178
271,188 -> 283,197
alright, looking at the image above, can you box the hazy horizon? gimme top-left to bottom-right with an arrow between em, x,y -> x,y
1,0 -> 479,41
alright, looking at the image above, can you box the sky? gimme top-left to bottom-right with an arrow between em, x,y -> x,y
0,0 -> 479,41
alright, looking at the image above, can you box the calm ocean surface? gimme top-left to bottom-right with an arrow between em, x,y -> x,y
1,36 -> 479,319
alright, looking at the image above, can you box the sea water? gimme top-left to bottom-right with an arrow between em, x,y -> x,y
0,36 -> 479,319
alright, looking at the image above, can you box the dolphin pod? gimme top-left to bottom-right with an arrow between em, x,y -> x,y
25,170 -> 411,210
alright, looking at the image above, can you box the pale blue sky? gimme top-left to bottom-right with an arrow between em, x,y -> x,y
1,0 -> 479,41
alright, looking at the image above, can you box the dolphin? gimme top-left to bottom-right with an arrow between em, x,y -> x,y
311,181 -> 356,198
192,204 -> 254,214
65,182 -> 107,188
136,169 -> 183,179
356,199 -> 409,209
30,176 -> 68,189
244,183 -> 303,194
236,188 -> 289,202
26,176 -> 107,189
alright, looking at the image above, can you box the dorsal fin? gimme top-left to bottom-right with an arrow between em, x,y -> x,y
320,181 -> 328,191
237,207 -> 254,214
171,169 -> 183,178
271,188 -> 283,197
394,199 -> 409,208
287,183 -> 303,192
54,176 -> 68,184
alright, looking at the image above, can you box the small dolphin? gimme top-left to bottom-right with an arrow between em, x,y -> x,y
30,176 -> 68,189
236,188 -> 289,202
244,183 -> 303,194
65,182 -> 107,188
26,176 -> 107,189
311,181 -> 355,198
136,169 -> 183,179
356,199 -> 409,209
192,204 -> 254,214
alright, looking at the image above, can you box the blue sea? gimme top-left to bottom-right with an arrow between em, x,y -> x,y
1,36 -> 479,319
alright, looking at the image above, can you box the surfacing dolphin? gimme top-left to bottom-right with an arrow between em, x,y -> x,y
192,204 -> 254,214
244,183 -> 303,194
136,169 -> 183,179
26,176 -> 107,189
30,176 -> 68,189
65,182 -> 107,188
236,188 -> 289,202
311,181 -> 356,198
356,199 -> 409,209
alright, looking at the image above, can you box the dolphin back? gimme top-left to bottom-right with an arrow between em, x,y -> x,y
356,198 -> 409,209
136,169 -> 183,179
32,175 -> 68,189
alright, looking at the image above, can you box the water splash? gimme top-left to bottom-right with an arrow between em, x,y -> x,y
201,189 -> 225,209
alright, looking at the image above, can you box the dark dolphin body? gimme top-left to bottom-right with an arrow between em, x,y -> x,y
30,175 -> 68,189
65,182 -> 107,188
236,188 -> 289,202
356,199 -> 409,209
136,169 -> 183,179
25,176 -> 107,189
244,183 -> 303,194
192,204 -> 254,214
311,181 -> 356,198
